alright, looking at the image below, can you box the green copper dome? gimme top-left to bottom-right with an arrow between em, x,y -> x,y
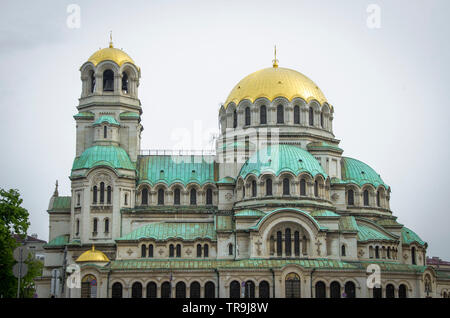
72,145 -> 135,172
340,157 -> 389,189
239,144 -> 327,179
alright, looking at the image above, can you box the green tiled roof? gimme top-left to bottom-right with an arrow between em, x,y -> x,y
250,207 -> 326,231
116,222 -> 216,242
306,142 -> 343,153
339,216 -> 359,232
72,146 -> 135,172
357,223 -> 395,242
137,155 -> 215,186
216,215 -> 233,231
119,112 -> 140,119
340,157 -> 389,189
44,234 -> 69,247
235,209 -> 266,217
48,196 -> 71,212
239,144 -> 327,179
74,112 -> 94,119
401,227 -> 426,246
94,115 -> 120,126
376,218 -> 403,227
310,210 -> 340,217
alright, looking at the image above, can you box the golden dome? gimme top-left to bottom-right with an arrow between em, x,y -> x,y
87,42 -> 135,67
224,65 -> 328,108
76,245 -> 110,263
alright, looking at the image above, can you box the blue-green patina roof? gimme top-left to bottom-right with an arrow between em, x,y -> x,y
239,144 -> 327,179
48,196 -> 71,212
94,115 -> 120,126
137,155 -> 215,186
117,222 -> 216,242
307,141 -> 343,153
72,146 -> 135,172
74,112 -> 94,119
250,207 -> 326,231
310,210 -> 340,217
338,157 -> 389,189
235,209 -> 266,217
402,227 -> 426,246
357,223 -> 395,242
44,234 -> 69,247
119,112 -> 140,119
339,216 -> 359,232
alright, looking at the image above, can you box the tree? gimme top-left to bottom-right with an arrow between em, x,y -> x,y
0,188 -> 30,298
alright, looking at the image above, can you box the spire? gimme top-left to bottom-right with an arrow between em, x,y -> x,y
53,180 -> 59,197
272,45 -> 279,68
109,31 -> 113,48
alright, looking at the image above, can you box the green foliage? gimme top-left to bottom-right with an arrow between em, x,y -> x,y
0,188 -> 30,298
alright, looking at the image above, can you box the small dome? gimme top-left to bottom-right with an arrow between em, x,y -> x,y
239,144 -> 327,179
72,145 -> 135,172
76,245 -> 109,262
87,42 -> 135,67
225,66 -> 327,107
340,157 -> 388,189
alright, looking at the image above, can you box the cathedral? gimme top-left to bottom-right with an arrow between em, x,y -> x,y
35,39 -> 450,298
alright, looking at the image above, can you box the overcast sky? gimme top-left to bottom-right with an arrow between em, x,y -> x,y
0,0 -> 449,259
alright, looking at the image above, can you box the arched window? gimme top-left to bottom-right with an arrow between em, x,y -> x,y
285,273 -> 301,298
347,189 -> 354,205
341,245 -> 346,256
146,282 -> 157,298
277,105 -> 284,124
148,244 -> 154,258
205,282 -> 215,298
376,190 -> 381,207
251,180 -> 257,197
107,186 -> 111,204
93,186 -> 97,204
174,188 -> 181,205
175,282 -> 186,298
315,281 -> 326,298
190,188 -> 197,205
104,218 -> 109,233
285,228 -> 291,256
259,281 -> 270,298
176,244 -> 181,257
244,281 -> 255,298
206,188 -> 213,205
90,70 -> 96,93
204,244 -> 209,257
266,178 -> 272,196
141,188 -> 148,205
122,72 -> 129,94
104,126 -> 107,138
300,179 -> 306,196
228,243 -> 233,256
294,231 -> 300,256
260,105 -> 267,124
320,112 -> 324,128
309,107 -> 314,126
196,244 -> 202,257
190,282 -> 200,298
373,286 -> 382,298
76,219 -> 80,236
81,275 -> 97,298
242,183 -> 246,198
386,284 -> 395,298
330,281 -> 341,298
100,182 -> 105,204
345,281 -> 356,298
141,245 -> 146,258
363,190 -> 369,206
294,105 -> 300,124
283,178 -> 290,195
169,244 -> 174,258
387,247 -> 391,259
158,188 -> 164,205
276,231 -> 282,256
93,218 -> 98,233
411,247 -> 416,265
233,110 -> 237,128
111,282 -> 122,298
399,284 -> 407,298
131,282 -> 142,298
375,246 -> 380,259
103,70 -> 114,92
161,282 -> 171,298
245,107 -> 251,126
314,180 -> 319,197
230,281 -> 240,298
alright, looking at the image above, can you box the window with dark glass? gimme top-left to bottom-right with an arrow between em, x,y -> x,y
122,72 -> 129,94
341,245 -> 346,256
107,186 -> 111,204
314,180 -> 319,197
146,282 -> 157,298
309,107 -> 314,126
141,245 -> 146,258
141,188 -> 148,205
259,281 -> 270,298
174,188 -> 180,205
285,228 -> 291,256
277,105 -> 284,124
294,105 -> 300,124
300,179 -> 306,196
376,191 -> 381,207
315,281 -> 326,298
148,244 -> 154,258
276,231 -> 282,256
197,244 -> 202,257
158,188 -> 164,205
345,282 -> 356,298
260,105 -> 267,124
176,282 -> 186,298
245,107 -> 251,126
206,188 -> 213,205
347,189 -> 354,205
230,281 -> 240,298
90,71 -> 95,93
104,218 -> 109,233
205,282 -> 215,298
190,188 -> 197,205
190,282 -> 200,298
161,282 -> 171,298
176,244 -> 181,257
76,219 -> 80,236
266,178 -> 272,196
204,244 -> 209,257
283,178 -> 290,195
363,190 -> 369,206
100,182 -> 105,204
169,244 -> 174,258
93,218 -> 97,233
244,281 -> 255,298
251,180 -> 257,197
294,231 -> 300,256
228,243 -> 233,256
330,281 -> 341,298
104,126 -> 107,139
233,110 -> 237,128
112,282 -> 122,298
320,112 -> 324,128
103,70 -> 114,92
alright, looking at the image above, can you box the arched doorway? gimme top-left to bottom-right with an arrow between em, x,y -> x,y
386,284 -> 395,298
111,282 -> 122,298
146,282 -> 157,298
373,286 -> 382,298
315,281 -> 326,298
175,282 -> 186,298
161,282 -> 171,298
244,281 -> 255,298
190,282 -> 200,298
205,282 -> 215,298
131,282 -> 142,298
330,281 -> 341,298
285,273 -> 301,298
399,284 -> 407,298
81,274 -> 97,298
259,281 -> 270,298
344,281 -> 356,298
230,281 -> 240,298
